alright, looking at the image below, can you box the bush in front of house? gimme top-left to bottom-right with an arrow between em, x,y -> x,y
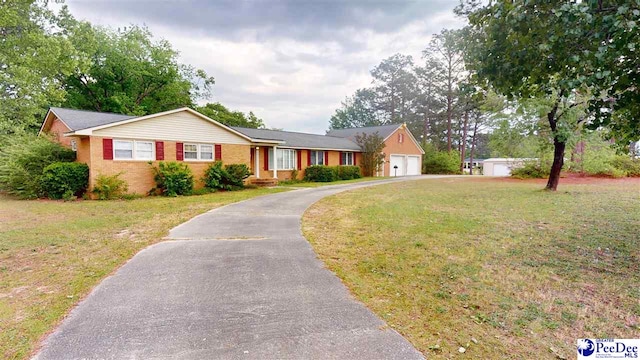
203,161 -> 251,191
41,162 -> 89,199
0,135 -> 77,199
223,163 -> 251,188
93,173 -> 129,200
334,165 -> 362,180
422,144 -> 461,175
304,165 -> 337,182
150,161 -> 194,196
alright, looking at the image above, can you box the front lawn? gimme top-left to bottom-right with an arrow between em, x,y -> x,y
303,177 -> 640,359
0,187 -> 287,360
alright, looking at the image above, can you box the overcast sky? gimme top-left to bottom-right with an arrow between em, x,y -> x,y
56,0 -> 464,134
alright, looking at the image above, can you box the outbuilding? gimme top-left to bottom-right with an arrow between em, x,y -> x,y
482,158 -> 527,176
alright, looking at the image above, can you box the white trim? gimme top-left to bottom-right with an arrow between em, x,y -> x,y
309,150 -> 326,166
273,145 -> 278,178
113,139 -> 155,161
38,109 -> 72,136
70,108 -> 256,142
255,146 -> 260,178
383,124 -> 425,155
340,151 -> 355,166
183,142 -> 215,162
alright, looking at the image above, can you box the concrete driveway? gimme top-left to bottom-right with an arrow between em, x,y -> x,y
35,176 -> 443,360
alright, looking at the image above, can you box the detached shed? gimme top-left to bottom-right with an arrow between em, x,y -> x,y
482,158 -> 527,176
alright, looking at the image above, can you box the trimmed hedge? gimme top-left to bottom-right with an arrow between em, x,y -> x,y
41,162 -> 89,199
335,165 -> 362,180
304,165 -> 362,182
511,161 -> 551,179
304,165 -> 336,182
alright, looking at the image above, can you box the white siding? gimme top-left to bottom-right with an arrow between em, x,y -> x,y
93,111 -> 250,145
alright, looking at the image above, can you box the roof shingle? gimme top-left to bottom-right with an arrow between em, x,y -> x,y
231,127 -> 361,150
49,107 -> 136,131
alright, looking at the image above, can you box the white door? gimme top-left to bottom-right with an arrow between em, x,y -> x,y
390,155 -> 405,176
406,156 -> 421,175
493,164 -> 511,176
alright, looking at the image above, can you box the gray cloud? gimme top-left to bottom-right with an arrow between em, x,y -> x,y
61,0 -> 463,133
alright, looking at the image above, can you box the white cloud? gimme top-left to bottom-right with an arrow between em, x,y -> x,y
58,1 -> 464,134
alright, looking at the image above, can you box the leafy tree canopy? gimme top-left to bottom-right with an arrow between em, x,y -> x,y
459,0 -> 639,189
0,1 -> 77,135
329,89 -> 383,129
196,102 -> 265,128
57,7 -> 214,116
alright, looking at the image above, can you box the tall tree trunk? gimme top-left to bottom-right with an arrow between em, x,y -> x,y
545,102 -> 564,191
469,117 -> 479,175
459,109 -> 469,173
447,58 -> 453,152
423,112 -> 429,141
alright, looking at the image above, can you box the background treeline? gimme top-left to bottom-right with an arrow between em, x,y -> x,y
330,2 -> 640,183
1,1 -> 265,138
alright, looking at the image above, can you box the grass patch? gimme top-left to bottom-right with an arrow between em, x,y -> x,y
279,176 -> 390,188
303,177 -> 640,359
0,187 -> 287,359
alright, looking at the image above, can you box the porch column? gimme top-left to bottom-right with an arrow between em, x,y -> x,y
273,145 -> 278,178
255,146 -> 260,178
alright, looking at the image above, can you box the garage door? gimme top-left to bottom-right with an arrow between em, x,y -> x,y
390,155 -> 405,176
493,164 -> 511,176
406,156 -> 421,175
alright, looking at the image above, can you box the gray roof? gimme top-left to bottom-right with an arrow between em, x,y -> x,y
326,123 -> 400,140
231,127 -> 361,151
49,107 -> 136,131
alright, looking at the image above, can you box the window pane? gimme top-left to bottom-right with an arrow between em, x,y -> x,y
200,145 -> 213,160
136,141 -> 154,160
276,149 -> 284,169
318,151 -> 324,165
269,148 -> 274,169
184,144 -> 198,159
114,140 -> 133,159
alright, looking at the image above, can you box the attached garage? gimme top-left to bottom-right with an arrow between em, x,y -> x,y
327,123 -> 424,177
406,156 -> 421,175
390,154 -> 421,177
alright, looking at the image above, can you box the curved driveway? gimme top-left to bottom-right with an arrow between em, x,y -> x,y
36,176 -> 445,360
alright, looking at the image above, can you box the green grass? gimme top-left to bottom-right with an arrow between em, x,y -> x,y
303,177 -> 640,359
0,187 -> 287,360
279,176 -> 391,188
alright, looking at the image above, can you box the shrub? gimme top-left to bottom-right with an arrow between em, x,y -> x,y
0,135 -> 76,198
203,161 -> 250,191
304,165 -> 337,182
511,161 -> 550,179
150,162 -> 194,196
422,145 -> 461,174
223,163 -> 251,188
41,162 -> 89,199
611,156 -> 640,177
335,165 -> 362,180
93,173 -> 129,200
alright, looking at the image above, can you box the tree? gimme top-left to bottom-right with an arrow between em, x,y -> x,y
370,54 -> 418,124
196,103 -> 265,128
58,8 -> 214,116
415,55 -> 446,145
0,1 -> 77,135
459,0 -> 636,190
353,132 -> 385,177
329,88 -> 382,129
425,29 -> 466,152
